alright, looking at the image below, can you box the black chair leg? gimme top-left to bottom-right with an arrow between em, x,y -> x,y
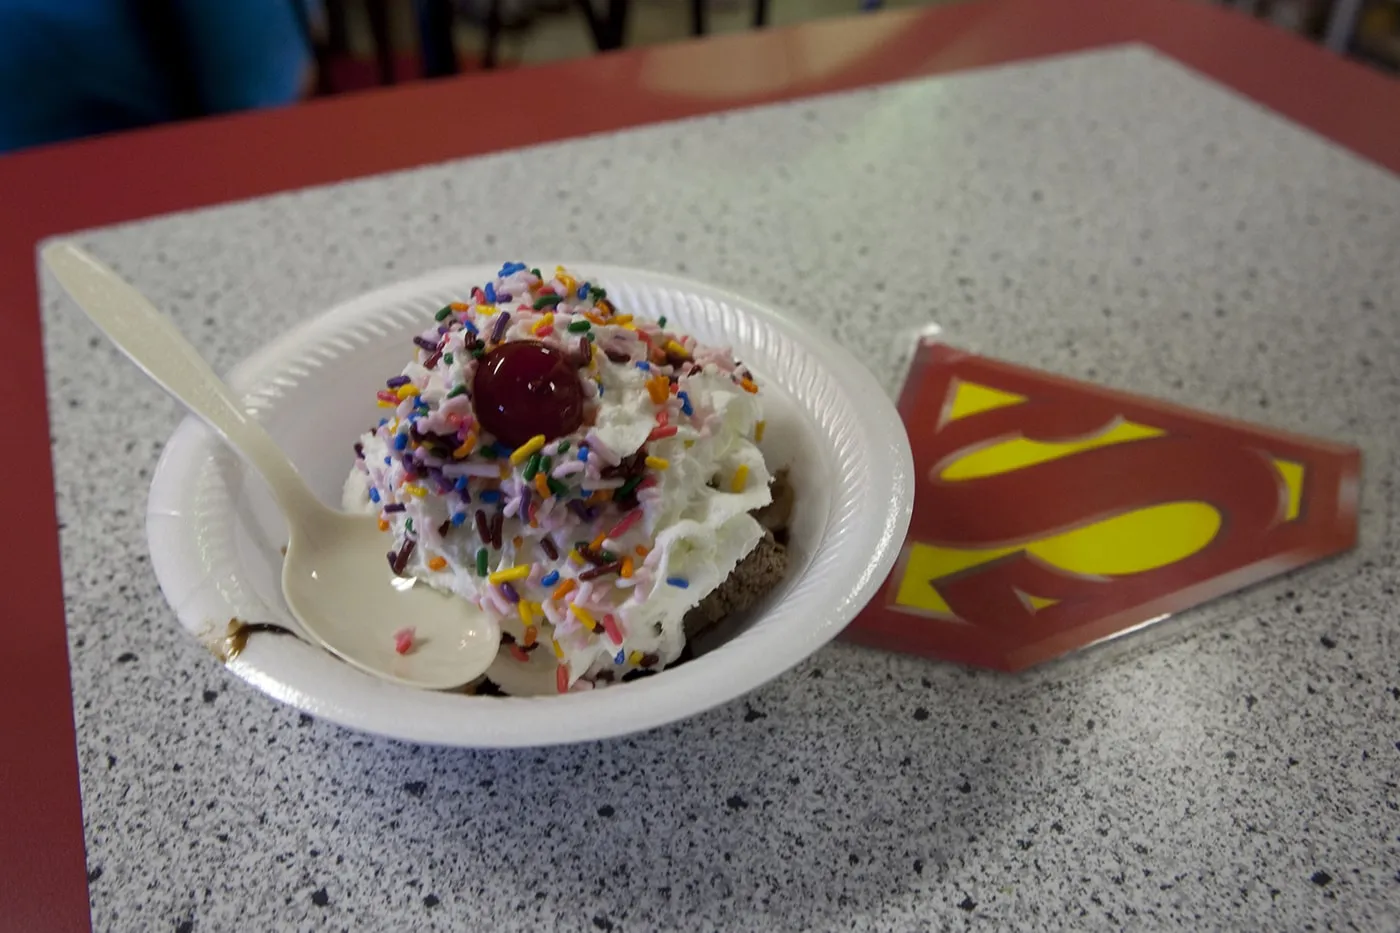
691,0 -> 707,35
325,0 -> 350,54
753,0 -> 769,28
484,0 -> 504,68
417,0 -> 460,77
366,0 -> 396,84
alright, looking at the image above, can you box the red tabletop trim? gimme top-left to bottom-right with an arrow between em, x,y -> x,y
1,1 -> 1395,929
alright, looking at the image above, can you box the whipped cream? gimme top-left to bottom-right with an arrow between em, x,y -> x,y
343,264 -> 771,690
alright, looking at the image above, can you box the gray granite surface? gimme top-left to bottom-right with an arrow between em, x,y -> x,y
42,46 -> 1400,931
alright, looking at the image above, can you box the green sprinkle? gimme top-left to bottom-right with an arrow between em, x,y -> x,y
541,456 -> 553,474
618,476 -> 643,498
590,286 -> 607,301
523,452 -> 543,480
443,352 -> 454,365
472,347 -> 485,359
405,518 -> 414,533
546,477 -> 568,497
657,315 -> 667,328
556,441 -> 570,454
567,319 -> 591,333
434,305 -> 453,321
447,385 -> 467,398
600,549 -> 617,563
534,294 -> 563,310
530,267 -> 541,279
476,548 -> 488,577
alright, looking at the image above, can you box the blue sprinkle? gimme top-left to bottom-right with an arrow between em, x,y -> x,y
484,282 -> 497,303
577,282 -> 589,299
679,391 -> 693,416
454,476 -> 469,492
636,361 -> 650,371
541,570 -> 560,587
577,446 -> 589,463
615,650 -> 625,665
666,576 -> 690,589
597,383 -> 604,397
451,512 -> 467,526
393,433 -> 409,450
378,417 -> 389,427
383,456 -> 391,465
368,487 -> 381,503
463,320 -> 478,335
479,490 -> 502,504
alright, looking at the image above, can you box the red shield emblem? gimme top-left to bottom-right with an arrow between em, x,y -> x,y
844,343 -> 1360,671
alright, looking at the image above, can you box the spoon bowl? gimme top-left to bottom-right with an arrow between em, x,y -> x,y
43,242 -> 500,690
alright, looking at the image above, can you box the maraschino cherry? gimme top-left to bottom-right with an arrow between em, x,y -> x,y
472,340 -> 584,448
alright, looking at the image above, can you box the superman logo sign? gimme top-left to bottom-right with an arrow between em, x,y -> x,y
844,343 -> 1360,671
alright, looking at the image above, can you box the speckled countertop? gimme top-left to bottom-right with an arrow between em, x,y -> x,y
42,47 -> 1400,931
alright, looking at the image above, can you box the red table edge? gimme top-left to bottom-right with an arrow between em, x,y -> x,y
1,2 -> 1394,930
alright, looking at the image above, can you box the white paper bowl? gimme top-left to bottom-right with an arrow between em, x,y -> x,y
147,265 -> 913,746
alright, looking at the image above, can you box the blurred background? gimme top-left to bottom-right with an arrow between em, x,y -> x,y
0,0 -> 1396,154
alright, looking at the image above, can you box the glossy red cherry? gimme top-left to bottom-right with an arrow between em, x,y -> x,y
472,341 -> 584,448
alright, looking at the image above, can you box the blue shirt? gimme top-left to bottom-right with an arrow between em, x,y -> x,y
0,1 -> 310,153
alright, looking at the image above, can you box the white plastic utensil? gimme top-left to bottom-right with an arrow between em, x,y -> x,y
43,242 -> 499,690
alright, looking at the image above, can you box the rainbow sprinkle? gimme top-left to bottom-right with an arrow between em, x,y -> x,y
350,262 -> 767,688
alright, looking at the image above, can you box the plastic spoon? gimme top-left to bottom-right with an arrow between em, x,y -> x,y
43,242 -> 500,690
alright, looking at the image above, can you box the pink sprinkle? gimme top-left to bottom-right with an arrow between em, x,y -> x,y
638,475 -> 659,491
556,664 -> 570,693
536,324 -> 555,338
602,614 -> 623,645
647,426 -> 678,442
508,643 -> 530,663
608,510 -> 642,539
393,627 -> 416,655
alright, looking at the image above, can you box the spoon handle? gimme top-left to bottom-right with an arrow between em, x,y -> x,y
43,242 -> 325,528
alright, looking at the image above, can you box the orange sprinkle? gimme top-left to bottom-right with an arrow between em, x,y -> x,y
740,378 -> 759,394
590,532 -> 607,551
635,545 -> 650,558
522,624 -> 538,648
584,311 -> 606,326
646,376 -> 669,405
452,432 -> 478,459
587,489 -> 613,505
621,557 -> 634,579
377,519 -> 389,532
534,472 -> 551,499
513,535 -> 524,548
427,556 -> 448,571
449,301 -> 469,311
552,578 -> 577,601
